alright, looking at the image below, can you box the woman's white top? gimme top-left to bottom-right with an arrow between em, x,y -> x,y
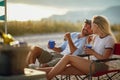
91,35 -> 115,60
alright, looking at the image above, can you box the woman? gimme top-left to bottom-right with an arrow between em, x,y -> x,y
39,15 -> 116,80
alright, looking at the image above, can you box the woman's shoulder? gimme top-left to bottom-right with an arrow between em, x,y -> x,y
105,35 -> 116,44
106,35 -> 115,40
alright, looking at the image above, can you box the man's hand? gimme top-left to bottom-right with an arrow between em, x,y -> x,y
65,32 -> 77,54
64,32 -> 71,40
47,42 -> 56,49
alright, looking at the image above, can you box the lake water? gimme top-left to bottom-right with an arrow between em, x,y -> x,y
15,33 -> 64,51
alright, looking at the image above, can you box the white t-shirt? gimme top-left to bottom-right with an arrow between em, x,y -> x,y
91,35 -> 115,60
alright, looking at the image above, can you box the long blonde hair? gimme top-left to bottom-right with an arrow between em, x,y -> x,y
92,15 -> 116,42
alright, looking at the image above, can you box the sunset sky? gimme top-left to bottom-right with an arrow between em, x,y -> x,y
0,0 -> 120,21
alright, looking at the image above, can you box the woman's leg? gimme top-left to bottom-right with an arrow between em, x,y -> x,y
47,55 -> 95,80
60,66 -> 84,75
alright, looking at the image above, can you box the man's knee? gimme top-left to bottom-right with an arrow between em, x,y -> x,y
31,46 -> 42,56
31,46 -> 41,51
26,46 -> 42,65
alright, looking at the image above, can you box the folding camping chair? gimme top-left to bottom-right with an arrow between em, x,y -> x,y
55,43 -> 120,80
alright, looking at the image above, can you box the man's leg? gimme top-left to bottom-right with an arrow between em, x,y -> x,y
46,58 -> 61,67
26,46 -> 43,66
26,46 -> 53,67
46,52 -> 63,66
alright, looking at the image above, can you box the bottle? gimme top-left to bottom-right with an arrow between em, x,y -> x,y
0,30 -> 15,45
2,33 -> 15,45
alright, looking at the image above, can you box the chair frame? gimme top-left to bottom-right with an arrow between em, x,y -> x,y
55,43 -> 120,80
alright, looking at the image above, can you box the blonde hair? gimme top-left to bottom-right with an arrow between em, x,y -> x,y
92,15 -> 116,42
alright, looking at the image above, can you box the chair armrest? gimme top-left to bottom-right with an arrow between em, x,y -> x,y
92,58 -> 120,63
77,54 -> 91,57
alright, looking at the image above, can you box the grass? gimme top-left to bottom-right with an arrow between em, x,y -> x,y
0,19 -> 120,42
0,20 -> 82,35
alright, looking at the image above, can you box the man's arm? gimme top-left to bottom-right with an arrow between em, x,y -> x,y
51,47 -> 63,53
65,32 -> 77,54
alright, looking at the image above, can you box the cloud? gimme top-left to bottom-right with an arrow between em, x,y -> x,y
8,0 -> 120,9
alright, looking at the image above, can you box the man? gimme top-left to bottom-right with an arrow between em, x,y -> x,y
26,19 -> 92,67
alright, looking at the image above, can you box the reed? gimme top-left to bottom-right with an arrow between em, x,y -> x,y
0,20 -> 120,42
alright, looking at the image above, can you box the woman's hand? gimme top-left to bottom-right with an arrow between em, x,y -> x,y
84,48 -> 95,55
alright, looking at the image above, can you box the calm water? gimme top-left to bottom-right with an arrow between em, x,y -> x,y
15,33 -> 64,50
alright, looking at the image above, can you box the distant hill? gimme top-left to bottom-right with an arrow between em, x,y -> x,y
102,6 -> 120,24
48,6 -> 120,24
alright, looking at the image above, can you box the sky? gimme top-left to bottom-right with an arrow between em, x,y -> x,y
0,0 -> 120,21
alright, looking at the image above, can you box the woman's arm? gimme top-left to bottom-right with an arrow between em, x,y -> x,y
85,48 -> 113,59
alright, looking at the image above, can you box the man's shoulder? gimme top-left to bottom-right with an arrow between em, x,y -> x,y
70,32 -> 80,35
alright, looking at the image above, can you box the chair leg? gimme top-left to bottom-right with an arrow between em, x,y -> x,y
97,76 -> 100,80
88,75 -> 92,80
68,75 -> 70,80
61,75 -> 70,80
55,76 -> 60,80
106,74 -> 112,80
109,72 -> 120,79
75,75 -> 83,80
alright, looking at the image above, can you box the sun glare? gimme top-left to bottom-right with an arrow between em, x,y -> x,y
7,3 -> 68,21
